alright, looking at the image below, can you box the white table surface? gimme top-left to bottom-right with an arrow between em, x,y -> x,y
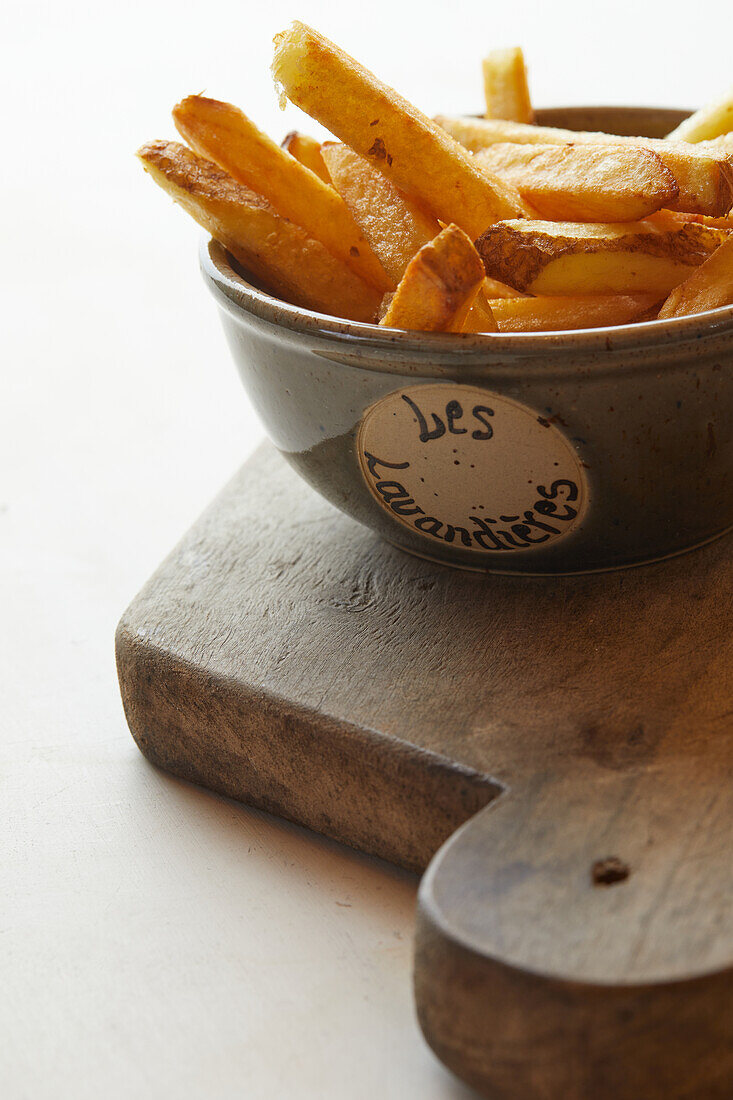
2,1 -> 730,1095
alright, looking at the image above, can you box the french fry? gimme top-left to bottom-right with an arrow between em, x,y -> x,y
674,212 -> 733,231
320,143 -> 440,284
139,25 -> 733,333
658,236 -> 733,318
486,294 -> 660,332
694,135 -> 733,155
281,131 -> 330,183
380,225 -> 485,332
436,115 -> 733,217
173,96 -> 392,292
272,22 -> 531,239
476,143 -> 677,221
482,276 -> 529,298
644,209 -> 733,236
476,218 -> 728,295
463,289 -> 499,332
482,47 -> 533,124
442,117 -> 733,160
461,279 -> 524,331
666,91 -> 733,143
136,141 -> 381,323
377,292 -> 394,322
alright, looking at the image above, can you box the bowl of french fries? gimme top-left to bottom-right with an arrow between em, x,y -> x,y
139,22 -> 733,574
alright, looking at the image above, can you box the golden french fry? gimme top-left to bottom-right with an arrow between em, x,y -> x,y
376,292 -> 394,322
136,141 -> 381,323
320,143 -> 440,284
475,143 -> 677,221
272,22 -> 530,239
483,47 -> 533,124
685,213 -> 733,231
463,290 -> 499,332
435,114 -> 673,151
476,218 -> 728,295
658,236 -> 733,318
380,225 -> 485,332
694,135 -> 733,155
666,91 -> 733,143
482,276 -> 529,298
173,96 -> 391,292
281,131 -> 330,183
436,115 -> 733,218
653,209 -> 733,232
487,294 -> 660,332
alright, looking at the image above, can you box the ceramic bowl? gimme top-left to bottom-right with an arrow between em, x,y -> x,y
201,107 -> 733,575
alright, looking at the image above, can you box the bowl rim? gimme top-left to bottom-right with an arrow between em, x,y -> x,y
200,100 -> 733,358
202,238 -> 733,357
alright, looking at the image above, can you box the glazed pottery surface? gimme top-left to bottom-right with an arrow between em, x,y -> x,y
201,107 -> 733,574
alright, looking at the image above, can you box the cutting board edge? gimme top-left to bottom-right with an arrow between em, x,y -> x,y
115,618 -> 502,873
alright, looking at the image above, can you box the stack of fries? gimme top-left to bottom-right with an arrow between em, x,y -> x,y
138,22 -> 733,334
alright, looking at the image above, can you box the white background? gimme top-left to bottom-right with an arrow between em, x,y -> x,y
2,1 -> 731,1097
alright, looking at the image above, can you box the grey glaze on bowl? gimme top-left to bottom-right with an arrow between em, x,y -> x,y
201,107 -> 733,575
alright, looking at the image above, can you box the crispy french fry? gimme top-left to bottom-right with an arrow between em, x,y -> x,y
320,143 -> 440,284
666,91 -> 733,143
435,114 -> 677,152
272,22 -> 530,239
482,276 -> 529,298
377,292 -> 394,322
136,141 -> 381,323
694,135 -> 733,155
482,47 -> 533,124
380,225 -> 485,332
650,209 -> 733,232
487,294 -> 660,332
476,218 -> 728,295
463,289 -> 499,332
476,143 -> 677,221
441,116 -> 733,160
173,96 -> 391,292
674,212 -> 733,231
658,236 -> 733,318
281,131 -> 330,183
461,278 -> 526,331
436,115 -> 733,218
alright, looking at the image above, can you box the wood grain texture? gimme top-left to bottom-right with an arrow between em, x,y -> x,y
117,442 -> 733,1099
116,445 -> 502,873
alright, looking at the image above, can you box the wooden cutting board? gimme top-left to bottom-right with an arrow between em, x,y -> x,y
116,442 -> 733,1100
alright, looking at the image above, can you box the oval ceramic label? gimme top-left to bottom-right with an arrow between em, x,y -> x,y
357,383 -> 588,554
